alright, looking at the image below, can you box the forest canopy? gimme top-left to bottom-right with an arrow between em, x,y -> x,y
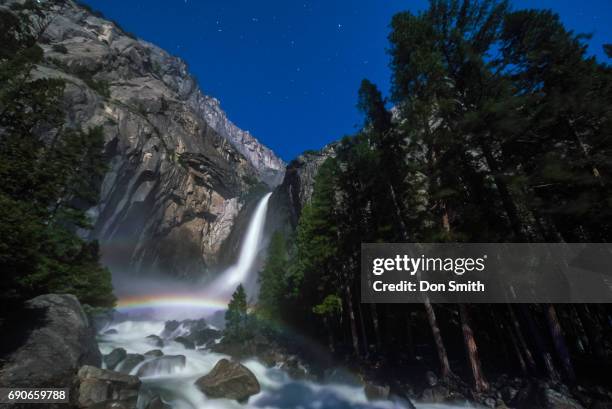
257,0 -> 612,393
0,2 -> 115,312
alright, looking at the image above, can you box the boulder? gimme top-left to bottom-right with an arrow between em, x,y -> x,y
542,387 -> 584,409
103,329 -> 118,335
104,348 -> 127,371
76,365 -> 140,409
425,371 -> 439,387
144,349 -> 164,358
279,356 -> 309,380
512,382 -> 585,409
146,335 -> 164,348
145,396 -> 171,409
174,336 -> 195,350
501,386 -> 519,403
194,359 -> 260,402
0,294 -> 101,388
116,354 -> 144,374
188,328 -> 221,347
161,320 -> 180,338
136,355 -> 186,377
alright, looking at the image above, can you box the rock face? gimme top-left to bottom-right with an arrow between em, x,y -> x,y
194,359 -> 260,402
0,294 -> 101,388
273,144 -> 336,226
195,95 -> 286,186
266,144 -> 336,238
76,365 -> 140,409
10,0 -> 284,277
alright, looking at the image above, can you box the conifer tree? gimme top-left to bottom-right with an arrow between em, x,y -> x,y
225,284 -> 249,340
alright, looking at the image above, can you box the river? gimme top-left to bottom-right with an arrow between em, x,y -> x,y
96,193 -> 471,409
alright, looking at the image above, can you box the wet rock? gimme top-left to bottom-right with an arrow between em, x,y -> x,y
324,368 -> 364,386
425,371 -> 438,387
104,329 -> 118,335
117,354 -> 145,374
194,359 -> 260,402
146,335 -> 164,348
182,318 -> 209,333
161,320 -> 180,338
0,294 -> 101,388
104,348 -> 127,371
136,355 -> 186,377
145,396 -> 171,409
484,397 -> 497,408
76,365 -> 140,409
542,387 -> 584,409
174,336 -> 195,350
364,382 -> 391,401
512,382 -> 584,409
501,386 -> 519,403
421,385 -> 450,403
144,349 -> 164,358
189,328 -> 221,347
279,356 -> 309,380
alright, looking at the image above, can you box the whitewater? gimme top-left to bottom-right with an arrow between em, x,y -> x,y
97,192 -> 470,409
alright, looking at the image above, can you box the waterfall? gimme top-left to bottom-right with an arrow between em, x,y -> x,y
205,192 -> 272,299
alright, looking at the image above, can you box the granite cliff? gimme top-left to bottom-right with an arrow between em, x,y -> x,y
5,0 -> 285,277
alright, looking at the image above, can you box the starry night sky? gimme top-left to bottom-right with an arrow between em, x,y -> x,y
83,0 -> 612,161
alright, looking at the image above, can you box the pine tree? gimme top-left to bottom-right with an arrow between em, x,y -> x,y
0,3 -> 115,311
225,284 -> 249,340
258,231 -> 289,320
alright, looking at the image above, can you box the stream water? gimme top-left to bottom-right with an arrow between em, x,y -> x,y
97,193 -> 470,409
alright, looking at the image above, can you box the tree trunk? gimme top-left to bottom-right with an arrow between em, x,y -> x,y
406,312 -> 416,361
508,320 -> 528,374
578,304 -> 606,358
519,304 -> 559,381
370,304 -> 382,351
345,284 -> 360,357
357,299 -> 369,357
546,304 -> 576,383
388,182 -> 410,240
424,298 -> 452,378
459,304 -> 488,392
481,141 -> 528,241
323,316 -> 335,353
508,305 -> 537,372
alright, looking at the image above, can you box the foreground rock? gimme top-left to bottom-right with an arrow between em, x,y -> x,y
76,365 -> 140,409
0,294 -> 101,388
194,359 -> 260,402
